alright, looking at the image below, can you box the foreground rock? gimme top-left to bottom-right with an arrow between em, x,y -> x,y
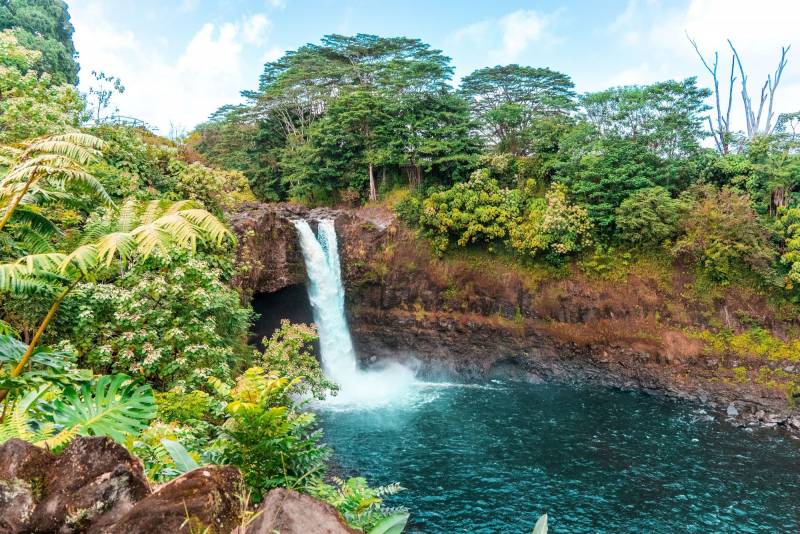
0,437 -> 243,534
97,466 -> 243,534
237,488 -> 358,534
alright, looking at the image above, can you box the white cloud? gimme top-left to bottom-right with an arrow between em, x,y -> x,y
71,2 -> 274,132
497,10 -> 549,60
449,8 -> 555,66
242,14 -> 271,45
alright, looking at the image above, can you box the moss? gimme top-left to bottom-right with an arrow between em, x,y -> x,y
731,366 -> 748,383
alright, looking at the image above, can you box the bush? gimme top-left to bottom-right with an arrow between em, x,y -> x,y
615,186 -> 683,246
778,206 -> 800,287
61,253 -> 253,389
258,320 -> 336,400
417,170 -> 522,254
509,183 -> 593,259
218,367 -> 328,502
174,162 -> 255,212
673,186 -> 776,283
156,389 -> 214,424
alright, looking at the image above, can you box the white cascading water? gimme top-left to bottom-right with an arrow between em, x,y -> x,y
293,219 -> 417,407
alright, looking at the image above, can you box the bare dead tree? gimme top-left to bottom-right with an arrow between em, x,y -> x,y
688,35 -> 791,153
688,33 -> 735,154
728,40 -> 790,138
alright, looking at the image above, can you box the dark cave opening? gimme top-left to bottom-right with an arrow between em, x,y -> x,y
250,283 -> 315,350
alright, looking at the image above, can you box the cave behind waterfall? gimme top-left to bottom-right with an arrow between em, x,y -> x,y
250,283 -> 314,349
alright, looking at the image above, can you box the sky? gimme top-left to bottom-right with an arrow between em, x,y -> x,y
67,0 -> 800,135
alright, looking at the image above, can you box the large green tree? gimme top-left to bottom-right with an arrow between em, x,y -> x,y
581,78 -> 710,159
198,33 -> 474,202
460,65 -> 576,156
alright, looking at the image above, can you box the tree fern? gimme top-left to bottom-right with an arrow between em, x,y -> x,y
0,132 -> 111,233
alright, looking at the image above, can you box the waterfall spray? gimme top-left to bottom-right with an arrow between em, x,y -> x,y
293,219 -> 417,407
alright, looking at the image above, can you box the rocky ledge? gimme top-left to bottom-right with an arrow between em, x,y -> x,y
0,436 -> 356,534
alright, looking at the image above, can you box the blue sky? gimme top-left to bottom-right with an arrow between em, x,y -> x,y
67,0 -> 800,134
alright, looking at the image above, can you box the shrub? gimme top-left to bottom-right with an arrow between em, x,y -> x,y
673,186 -> 776,283
509,183 -> 592,259
61,253 -> 253,389
778,206 -> 800,287
217,367 -> 328,502
258,320 -> 336,400
156,389 -> 214,423
174,162 -> 255,212
615,186 -> 683,246
417,170 -> 522,254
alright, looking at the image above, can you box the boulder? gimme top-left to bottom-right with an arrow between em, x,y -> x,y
96,466 -> 243,534
25,436 -> 150,533
0,439 -> 55,533
240,488 -> 358,534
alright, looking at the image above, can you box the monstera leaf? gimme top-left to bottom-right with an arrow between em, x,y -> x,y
51,374 -> 156,442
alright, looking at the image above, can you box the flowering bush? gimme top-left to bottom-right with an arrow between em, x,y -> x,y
61,253 -> 253,388
417,169 -> 522,254
509,184 -> 593,258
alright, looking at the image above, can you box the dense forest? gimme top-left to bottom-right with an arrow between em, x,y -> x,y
0,0 -> 799,531
196,32 -> 800,299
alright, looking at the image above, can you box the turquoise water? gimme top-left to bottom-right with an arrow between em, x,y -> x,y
318,380 -> 800,533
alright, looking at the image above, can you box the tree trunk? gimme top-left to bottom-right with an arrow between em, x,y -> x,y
368,163 -> 377,202
0,277 -> 81,409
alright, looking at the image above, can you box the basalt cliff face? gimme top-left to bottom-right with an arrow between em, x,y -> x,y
231,202 -> 800,432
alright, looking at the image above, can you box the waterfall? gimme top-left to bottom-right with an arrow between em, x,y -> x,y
293,218 -> 417,407
292,219 -> 358,385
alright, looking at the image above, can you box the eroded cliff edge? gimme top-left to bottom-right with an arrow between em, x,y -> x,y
231,202 -> 800,432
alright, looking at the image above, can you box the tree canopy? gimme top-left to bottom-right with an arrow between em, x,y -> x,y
0,0 -> 78,84
460,64 -> 576,155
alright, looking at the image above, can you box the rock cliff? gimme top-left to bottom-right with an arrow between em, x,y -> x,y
231,202 -> 800,432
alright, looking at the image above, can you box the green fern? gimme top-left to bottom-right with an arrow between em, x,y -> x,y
0,389 -> 78,449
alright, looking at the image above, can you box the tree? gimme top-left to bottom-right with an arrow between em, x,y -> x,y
198,34 -> 464,202
87,71 -> 125,123
390,91 -> 479,188
673,185 -> 775,283
581,79 -> 710,159
0,132 -> 109,235
460,65 -> 576,155
615,186 -> 683,246
0,0 -> 79,84
555,125 -> 665,232
0,31 -> 84,143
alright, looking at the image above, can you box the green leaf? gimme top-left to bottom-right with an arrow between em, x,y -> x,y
367,512 -> 410,534
0,334 -> 74,370
51,374 -> 156,442
160,438 -> 200,473
532,513 -> 548,534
